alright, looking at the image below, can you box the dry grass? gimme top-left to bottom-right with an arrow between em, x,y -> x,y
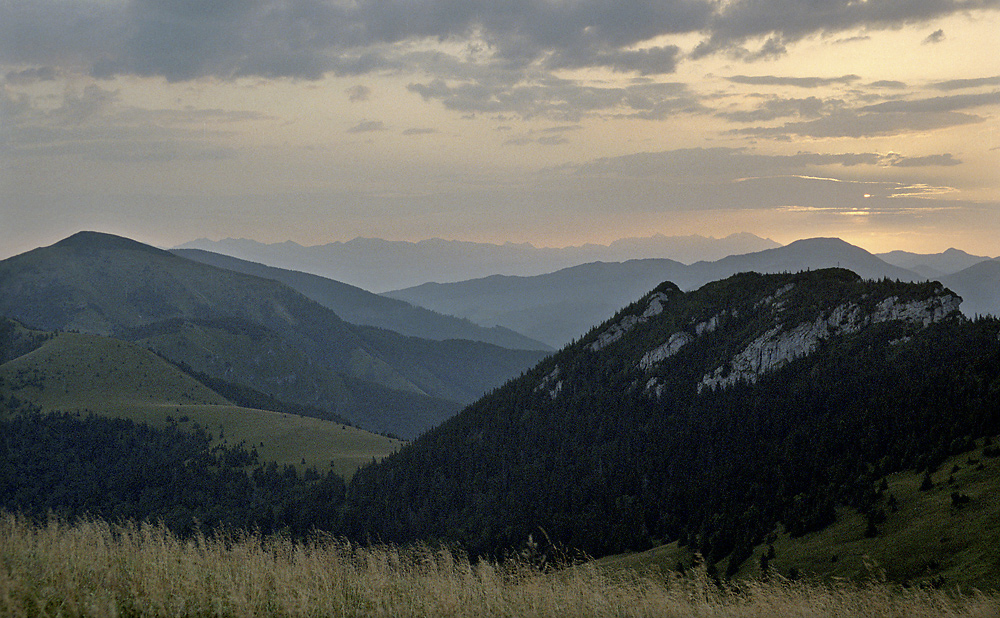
0,512 -> 996,618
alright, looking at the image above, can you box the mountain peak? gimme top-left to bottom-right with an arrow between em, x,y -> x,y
942,247 -> 972,257
784,237 -> 861,250
53,231 -> 171,256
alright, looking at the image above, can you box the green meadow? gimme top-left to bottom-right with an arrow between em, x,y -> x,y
0,332 -> 403,477
598,437 -> 1000,592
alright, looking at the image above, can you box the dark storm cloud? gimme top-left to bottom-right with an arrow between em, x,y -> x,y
0,1 -> 124,66
353,0 -> 706,80
5,0 -> 997,82
692,0 -> 999,59
0,0 -> 709,81
110,0 -> 352,81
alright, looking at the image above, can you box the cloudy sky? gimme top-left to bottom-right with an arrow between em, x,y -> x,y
2,0 -> 999,260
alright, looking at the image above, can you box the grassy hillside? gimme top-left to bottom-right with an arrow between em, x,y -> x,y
0,331 -> 231,409
598,436 -> 1000,591
0,331 -> 403,477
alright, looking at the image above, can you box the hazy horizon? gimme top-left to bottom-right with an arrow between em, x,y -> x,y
4,230 -> 998,265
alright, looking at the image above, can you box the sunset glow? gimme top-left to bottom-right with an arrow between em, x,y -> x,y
2,1 -> 998,258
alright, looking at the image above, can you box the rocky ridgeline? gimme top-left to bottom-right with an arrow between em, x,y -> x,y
696,292 -> 961,392
539,272 -> 963,402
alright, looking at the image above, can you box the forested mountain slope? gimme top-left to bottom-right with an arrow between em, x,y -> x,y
346,269 -> 1000,578
0,232 -> 545,438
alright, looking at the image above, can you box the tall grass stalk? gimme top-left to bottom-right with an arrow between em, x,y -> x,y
0,512 -> 996,617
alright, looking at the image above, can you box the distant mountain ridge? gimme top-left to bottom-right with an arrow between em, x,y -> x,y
172,249 -> 551,351
0,232 -> 547,438
385,238 -> 929,347
175,233 -> 781,292
877,248 -> 993,279
941,259 -> 1000,319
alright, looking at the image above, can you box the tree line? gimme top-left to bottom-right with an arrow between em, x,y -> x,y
0,412 -> 345,537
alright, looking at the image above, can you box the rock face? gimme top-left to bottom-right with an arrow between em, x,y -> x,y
535,365 -> 563,400
640,332 -> 694,370
590,292 -> 672,352
697,293 -> 961,392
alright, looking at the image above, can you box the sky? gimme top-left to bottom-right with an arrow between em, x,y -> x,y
2,0 -> 999,261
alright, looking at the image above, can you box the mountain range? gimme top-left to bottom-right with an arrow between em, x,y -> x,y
385,238 -> 999,347
876,247 -> 993,280
0,232 -> 547,438
3,231 -> 999,588
175,233 -> 782,292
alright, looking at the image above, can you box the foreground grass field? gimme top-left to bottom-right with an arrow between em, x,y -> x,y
1,513 -> 996,618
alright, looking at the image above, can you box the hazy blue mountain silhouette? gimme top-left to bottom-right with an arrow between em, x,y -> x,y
877,247 -> 993,280
173,248 -> 551,351
175,233 -> 780,292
